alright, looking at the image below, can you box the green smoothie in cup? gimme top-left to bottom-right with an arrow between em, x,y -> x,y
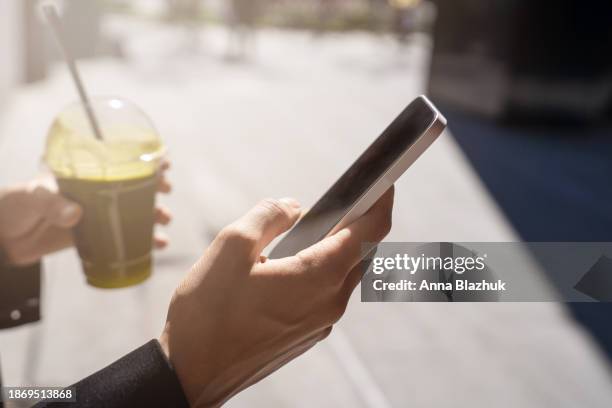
44,97 -> 165,288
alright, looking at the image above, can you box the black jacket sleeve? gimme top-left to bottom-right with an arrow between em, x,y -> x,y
0,259 -> 41,330
1,256 -> 189,407
0,255 -> 42,406
37,340 -> 190,408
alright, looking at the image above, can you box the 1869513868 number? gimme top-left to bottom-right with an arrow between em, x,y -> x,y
2,387 -> 76,403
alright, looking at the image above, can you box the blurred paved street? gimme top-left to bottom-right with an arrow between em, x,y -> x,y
1,20 -> 611,407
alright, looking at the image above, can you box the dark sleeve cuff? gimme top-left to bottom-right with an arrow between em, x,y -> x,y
0,261 -> 41,330
38,340 -> 189,407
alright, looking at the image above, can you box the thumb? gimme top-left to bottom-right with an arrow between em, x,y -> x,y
225,198 -> 301,259
30,185 -> 83,228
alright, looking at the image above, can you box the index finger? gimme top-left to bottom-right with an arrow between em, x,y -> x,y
295,186 -> 394,276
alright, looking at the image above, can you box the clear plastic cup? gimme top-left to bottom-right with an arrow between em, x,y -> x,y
44,97 -> 165,288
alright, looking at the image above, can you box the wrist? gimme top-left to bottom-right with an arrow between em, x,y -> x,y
158,329 -> 200,406
0,243 -> 13,267
0,242 -> 36,267
158,330 -> 170,360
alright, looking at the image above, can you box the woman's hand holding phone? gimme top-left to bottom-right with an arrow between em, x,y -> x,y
159,187 -> 394,407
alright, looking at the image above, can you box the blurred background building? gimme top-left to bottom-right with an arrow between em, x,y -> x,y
427,0 -> 612,359
1,1 -> 611,407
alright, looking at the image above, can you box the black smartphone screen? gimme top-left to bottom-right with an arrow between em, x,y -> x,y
269,97 -> 437,259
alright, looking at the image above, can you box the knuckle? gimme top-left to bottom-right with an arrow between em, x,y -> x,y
29,184 -> 48,198
329,298 -> 348,323
295,250 -> 344,288
259,198 -> 291,223
326,258 -> 352,286
319,296 -> 348,326
320,326 -> 333,341
326,264 -> 347,288
218,225 -> 258,248
295,250 -> 318,272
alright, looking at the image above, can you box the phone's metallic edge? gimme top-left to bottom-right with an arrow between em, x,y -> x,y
270,95 -> 446,258
326,95 -> 446,237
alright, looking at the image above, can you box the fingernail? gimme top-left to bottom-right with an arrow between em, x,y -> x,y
279,197 -> 301,209
60,203 -> 81,221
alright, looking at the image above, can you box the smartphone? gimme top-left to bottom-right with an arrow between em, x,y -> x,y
268,95 -> 446,259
